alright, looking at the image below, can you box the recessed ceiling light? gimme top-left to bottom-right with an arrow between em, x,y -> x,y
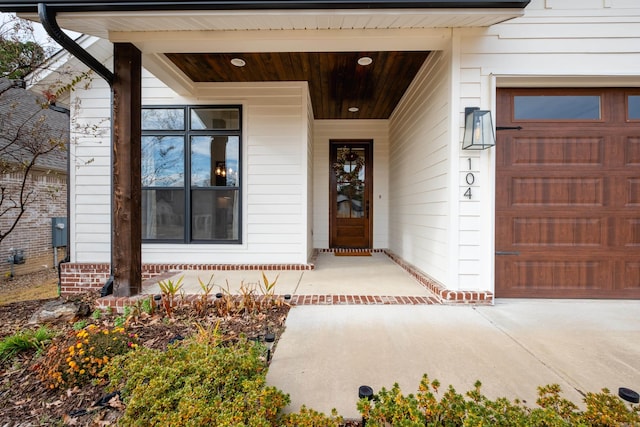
348,107 -> 359,113
230,58 -> 246,67
357,56 -> 373,66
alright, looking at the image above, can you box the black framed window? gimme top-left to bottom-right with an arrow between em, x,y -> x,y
141,106 -> 242,243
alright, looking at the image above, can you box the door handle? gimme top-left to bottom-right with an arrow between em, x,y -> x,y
495,251 -> 520,256
365,200 -> 370,219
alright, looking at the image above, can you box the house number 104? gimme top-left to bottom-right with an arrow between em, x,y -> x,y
464,158 -> 475,200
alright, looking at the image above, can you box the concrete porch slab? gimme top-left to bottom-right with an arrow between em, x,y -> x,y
142,252 -> 435,298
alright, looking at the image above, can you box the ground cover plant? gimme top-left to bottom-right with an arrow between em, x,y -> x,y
103,324 -> 343,426
357,374 -> 640,426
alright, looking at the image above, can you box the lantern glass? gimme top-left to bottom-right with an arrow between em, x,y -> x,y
463,108 -> 495,150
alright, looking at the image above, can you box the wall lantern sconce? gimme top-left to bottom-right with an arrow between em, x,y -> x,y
463,107 -> 495,150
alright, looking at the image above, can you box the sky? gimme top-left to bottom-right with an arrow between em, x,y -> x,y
1,12 -> 80,50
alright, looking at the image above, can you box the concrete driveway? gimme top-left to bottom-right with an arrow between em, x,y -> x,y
266,300 -> 640,420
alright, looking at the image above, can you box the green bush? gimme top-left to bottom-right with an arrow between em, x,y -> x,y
358,374 -> 640,427
0,326 -> 55,363
104,327 -> 342,426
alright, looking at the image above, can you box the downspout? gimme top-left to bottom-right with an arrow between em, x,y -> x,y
38,4 -> 114,85
38,2 -> 116,296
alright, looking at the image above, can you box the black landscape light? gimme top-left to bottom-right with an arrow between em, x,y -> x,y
153,294 -> 162,310
358,385 -> 374,426
264,332 -> 275,363
619,387 -> 639,404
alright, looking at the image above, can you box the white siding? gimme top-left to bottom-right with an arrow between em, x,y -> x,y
388,50 -> 452,286
70,76 -> 112,263
72,66 -> 311,265
312,120 -> 389,249
453,0 -> 640,292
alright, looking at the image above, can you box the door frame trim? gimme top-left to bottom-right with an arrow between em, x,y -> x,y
329,139 -> 374,249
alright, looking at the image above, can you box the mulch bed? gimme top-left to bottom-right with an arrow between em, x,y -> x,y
0,290 -> 291,425
0,272 -> 363,426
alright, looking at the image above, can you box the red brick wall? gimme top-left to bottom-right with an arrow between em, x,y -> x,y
59,262 -> 315,295
0,169 -> 67,278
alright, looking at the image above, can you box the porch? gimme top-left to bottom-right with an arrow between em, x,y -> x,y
96,251 -> 494,311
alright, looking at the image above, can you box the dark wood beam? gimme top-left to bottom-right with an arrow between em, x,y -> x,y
112,42 -> 142,297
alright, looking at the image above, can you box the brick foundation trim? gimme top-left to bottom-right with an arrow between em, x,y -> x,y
59,263 -> 111,295
63,251 -> 493,306
95,293 -> 440,313
384,250 -> 494,305
60,261 -> 315,296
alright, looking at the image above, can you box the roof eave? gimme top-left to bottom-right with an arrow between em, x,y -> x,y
1,0 -> 531,14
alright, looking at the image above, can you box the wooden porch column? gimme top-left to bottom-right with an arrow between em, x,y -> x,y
112,43 -> 142,296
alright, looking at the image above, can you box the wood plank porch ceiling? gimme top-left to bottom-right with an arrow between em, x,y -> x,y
166,51 -> 430,119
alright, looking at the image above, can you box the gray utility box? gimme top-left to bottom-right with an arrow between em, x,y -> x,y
52,217 -> 67,247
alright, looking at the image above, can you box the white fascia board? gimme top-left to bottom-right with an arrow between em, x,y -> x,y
113,27 -> 451,54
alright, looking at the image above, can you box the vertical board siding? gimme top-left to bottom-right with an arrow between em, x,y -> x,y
312,120 -> 389,249
388,50 -> 451,285
307,90 -> 315,259
72,66 -> 309,265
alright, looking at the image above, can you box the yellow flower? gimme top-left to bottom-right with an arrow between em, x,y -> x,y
69,361 -> 77,368
79,369 -> 85,375
76,342 -> 82,349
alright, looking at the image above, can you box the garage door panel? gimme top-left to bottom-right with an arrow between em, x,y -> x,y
619,261 -> 640,291
511,217 -> 604,247
497,258 -> 612,292
509,177 -> 604,207
625,137 -> 640,165
509,137 -> 604,166
613,217 -> 640,248
626,178 -> 640,206
496,88 -> 640,299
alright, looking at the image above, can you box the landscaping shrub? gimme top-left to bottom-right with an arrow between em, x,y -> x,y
38,324 -> 138,389
0,326 -> 54,363
103,326 -> 342,427
357,374 -> 640,426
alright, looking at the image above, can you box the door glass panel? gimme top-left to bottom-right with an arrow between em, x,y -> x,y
629,95 -> 640,120
334,147 -> 365,219
514,95 -> 601,120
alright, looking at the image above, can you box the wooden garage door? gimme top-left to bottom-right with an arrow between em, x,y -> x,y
496,88 -> 640,298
